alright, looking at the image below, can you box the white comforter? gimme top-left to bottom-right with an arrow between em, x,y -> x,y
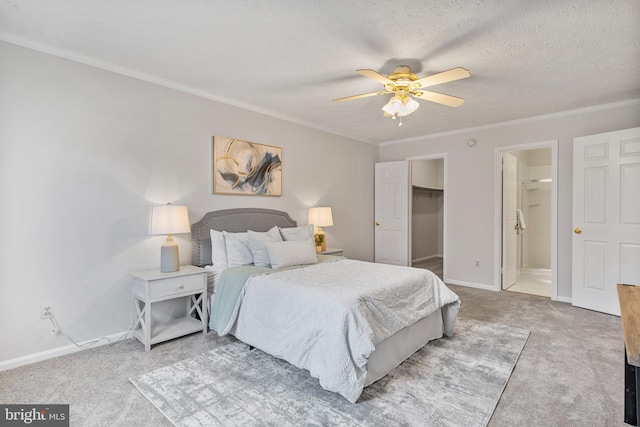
227,258 -> 460,403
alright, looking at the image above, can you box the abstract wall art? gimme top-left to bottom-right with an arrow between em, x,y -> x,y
213,136 -> 282,196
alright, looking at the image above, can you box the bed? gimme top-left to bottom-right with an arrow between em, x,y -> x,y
191,208 -> 460,403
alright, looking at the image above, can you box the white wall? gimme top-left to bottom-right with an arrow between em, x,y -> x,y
380,101 -> 640,297
0,41 -> 378,365
411,159 -> 443,189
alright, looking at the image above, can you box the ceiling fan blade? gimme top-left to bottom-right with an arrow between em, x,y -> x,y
332,91 -> 388,102
415,67 -> 471,89
356,69 -> 394,85
413,90 -> 466,107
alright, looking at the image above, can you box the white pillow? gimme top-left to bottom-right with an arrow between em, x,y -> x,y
279,224 -> 314,241
248,226 -> 283,267
267,240 -> 318,269
223,231 -> 254,267
210,229 -> 228,270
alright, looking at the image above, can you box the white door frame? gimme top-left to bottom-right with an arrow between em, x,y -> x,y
407,153 -> 448,282
493,140 -> 558,299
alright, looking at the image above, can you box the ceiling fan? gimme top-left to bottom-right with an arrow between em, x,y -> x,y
333,66 -> 471,126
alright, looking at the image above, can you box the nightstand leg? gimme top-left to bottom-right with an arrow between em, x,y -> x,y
144,300 -> 151,352
200,293 -> 207,333
132,298 -> 137,338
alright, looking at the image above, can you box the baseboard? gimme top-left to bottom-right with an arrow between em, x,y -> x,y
447,279 -> 573,302
0,330 -> 132,372
444,279 -> 496,292
412,255 -> 443,264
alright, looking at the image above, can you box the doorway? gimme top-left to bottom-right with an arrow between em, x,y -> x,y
409,155 -> 446,281
495,141 -> 558,299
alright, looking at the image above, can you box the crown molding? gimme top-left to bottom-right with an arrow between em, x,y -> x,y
380,98 -> 640,147
0,35 -> 371,145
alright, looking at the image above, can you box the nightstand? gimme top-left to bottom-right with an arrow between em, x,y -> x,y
131,265 -> 208,351
319,248 -> 344,257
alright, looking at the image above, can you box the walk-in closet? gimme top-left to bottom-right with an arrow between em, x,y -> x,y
411,159 -> 444,279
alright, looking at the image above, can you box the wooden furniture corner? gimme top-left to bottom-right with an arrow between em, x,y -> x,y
617,283 -> 640,426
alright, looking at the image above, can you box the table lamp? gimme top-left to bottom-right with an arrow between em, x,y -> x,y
149,203 -> 191,272
308,207 -> 333,251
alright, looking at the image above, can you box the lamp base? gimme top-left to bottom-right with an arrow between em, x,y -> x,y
160,239 -> 180,273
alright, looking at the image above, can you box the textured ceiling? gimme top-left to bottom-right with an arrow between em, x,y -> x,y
1,0 -> 639,144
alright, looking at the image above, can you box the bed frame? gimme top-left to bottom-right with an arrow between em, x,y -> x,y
190,208 -> 444,392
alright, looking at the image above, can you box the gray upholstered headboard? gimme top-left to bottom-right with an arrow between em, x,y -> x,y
191,208 -> 297,267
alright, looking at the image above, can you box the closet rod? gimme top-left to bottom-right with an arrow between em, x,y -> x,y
521,178 -> 552,183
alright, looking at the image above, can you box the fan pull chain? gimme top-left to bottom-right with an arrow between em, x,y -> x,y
389,113 -> 403,126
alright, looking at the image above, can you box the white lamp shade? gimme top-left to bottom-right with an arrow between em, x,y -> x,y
382,95 -> 403,115
399,97 -> 419,116
148,205 -> 191,235
382,95 -> 419,117
308,207 -> 333,227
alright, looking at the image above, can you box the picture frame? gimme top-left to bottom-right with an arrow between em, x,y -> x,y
212,135 -> 282,196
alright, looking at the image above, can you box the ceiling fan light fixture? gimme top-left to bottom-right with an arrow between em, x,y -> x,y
381,95 -> 403,116
382,95 -> 419,119
400,96 -> 419,116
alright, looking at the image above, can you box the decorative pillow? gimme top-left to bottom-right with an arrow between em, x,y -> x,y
266,240 -> 318,269
248,226 -> 283,267
210,229 -> 228,270
223,231 -> 254,267
279,224 -> 314,241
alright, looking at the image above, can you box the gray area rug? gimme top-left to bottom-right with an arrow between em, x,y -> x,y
130,319 -> 529,427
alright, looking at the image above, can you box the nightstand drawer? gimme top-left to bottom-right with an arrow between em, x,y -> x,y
150,275 -> 203,299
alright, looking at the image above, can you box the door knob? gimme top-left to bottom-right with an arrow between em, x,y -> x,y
574,227 -> 582,234
375,221 -> 380,226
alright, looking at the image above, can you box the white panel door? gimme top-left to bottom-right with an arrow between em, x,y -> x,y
572,127 -> 640,315
375,161 -> 409,265
502,152 -> 518,288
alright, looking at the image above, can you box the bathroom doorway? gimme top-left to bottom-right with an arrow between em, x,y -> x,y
499,145 -> 556,298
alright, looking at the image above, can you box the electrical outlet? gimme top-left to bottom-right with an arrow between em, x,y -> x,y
41,304 -> 54,319
475,260 -> 480,267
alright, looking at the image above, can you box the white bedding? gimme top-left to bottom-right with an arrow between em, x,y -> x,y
226,258 -> 460,403
204,265 -> 220,292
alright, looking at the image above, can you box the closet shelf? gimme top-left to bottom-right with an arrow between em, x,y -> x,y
412,185 -> 443,192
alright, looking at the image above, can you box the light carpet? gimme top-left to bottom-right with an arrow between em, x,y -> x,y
130,319 -> 529,427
